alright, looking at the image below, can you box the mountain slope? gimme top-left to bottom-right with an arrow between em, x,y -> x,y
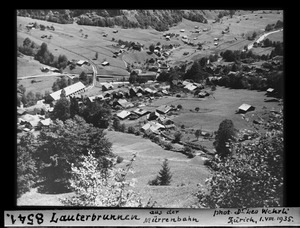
17,9 -> 232,31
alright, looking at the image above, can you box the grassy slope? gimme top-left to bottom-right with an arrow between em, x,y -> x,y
17,10 -> 282,77
18,130 -> 210,207
104,130 -> 210,207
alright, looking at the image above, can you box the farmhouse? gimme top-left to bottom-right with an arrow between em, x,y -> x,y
101,83 -> 114,91
156,105 -> 172,114
114,99 -> 134,109
144,88 -> 156,95
184,83 -> 197,91
116,110 -> 131,120
87,95 -> 105,103
40,66 -> 60,73
76,60 -> 89,66
141,121 -> 165,135
158,116 -> 174,125
237,104 -> 255,113
133,108 -> 150,116
18,114 -> 41,129
46,82 -> 86,102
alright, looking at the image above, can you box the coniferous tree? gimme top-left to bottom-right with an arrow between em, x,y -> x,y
157,159 -> 172,186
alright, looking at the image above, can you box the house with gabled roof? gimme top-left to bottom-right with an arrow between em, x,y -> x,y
113,99 -> 134,109
101,82 -> 114,91
133,108 -> 150,116
156,105 -> 172,114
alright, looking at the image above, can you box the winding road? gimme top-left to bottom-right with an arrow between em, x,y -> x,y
247,28 -> 283,50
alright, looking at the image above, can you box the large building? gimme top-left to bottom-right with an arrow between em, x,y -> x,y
45,82 -> 86,103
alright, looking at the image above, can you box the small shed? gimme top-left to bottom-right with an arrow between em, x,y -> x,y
101,61 -> 110,66
266,88 -> 275,94
76,60 -> 89,66
237,104 -> 255,113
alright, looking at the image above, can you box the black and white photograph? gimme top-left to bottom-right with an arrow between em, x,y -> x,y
16,9 -> 284,209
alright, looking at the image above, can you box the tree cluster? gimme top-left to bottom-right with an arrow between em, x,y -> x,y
265,20 -> 283,32
17,115 -> 113,196
17,83 -> 45,107
17,9 -> 73,24
52,76 -> 73,92
196,110 -> 284,208
19,39 -> 69,72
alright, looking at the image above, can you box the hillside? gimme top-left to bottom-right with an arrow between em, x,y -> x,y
17,9 -> 233,31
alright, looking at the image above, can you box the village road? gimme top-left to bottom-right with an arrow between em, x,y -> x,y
247,28 -> 283,50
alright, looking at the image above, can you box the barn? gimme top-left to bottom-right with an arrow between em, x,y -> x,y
237,104 -> 255,113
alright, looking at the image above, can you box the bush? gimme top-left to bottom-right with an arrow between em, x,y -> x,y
119,123 -> 126,132
184,146 -> 195,158
127,126 -> 136,134
113,117 -> 121,131
173,131 -> 182,143
164,143 -> 173,150
153,136 -> 160,144
148,176 -> 160,186
116,156 -> 124,164
177,104 -> 183,110
61,152 -> 152,207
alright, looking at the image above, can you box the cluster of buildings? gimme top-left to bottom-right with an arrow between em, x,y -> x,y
17,102 -> 53,133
